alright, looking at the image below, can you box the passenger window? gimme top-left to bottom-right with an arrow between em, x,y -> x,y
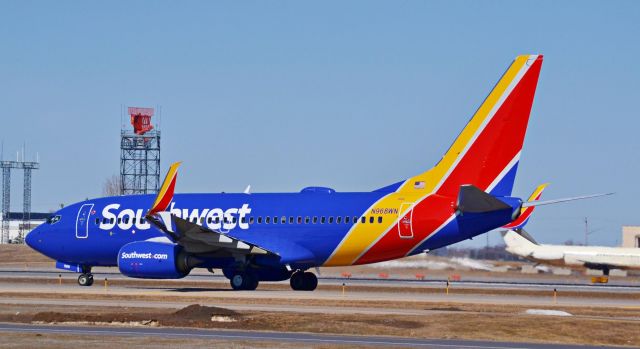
361,216 -> 366,223
140,218 -> 146,224
249,217 -> 254,224
95,218 -> 99,225
353,216 -> 358,224
200,217 -> 205,224
258,217 -> 263,224
242,217 -> 247,223
329,217 -> 334,224
123,217 -> 129,224
321,217 -> 326,224
378,216 -> 382,223
273,216 -> 278,224
337,216 -> 342,224
215,217 -> 220,224
281,216 -> 286,224
110,218 -> 115,224
345,216 -> 350,224
313,217 -> 318,224
102,218 -> 107,224
289,216 -> 294,224
207,217 -> 212,224
305,216 -> 310,224
117,218 -> 122,224
132,218 -> 137,224
369,216 -> 374,224
297,216 -> 302,224
266,217 -> 271,224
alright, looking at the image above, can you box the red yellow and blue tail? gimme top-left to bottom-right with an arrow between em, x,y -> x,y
325,55 -> 544,266
397,54 -> 543,197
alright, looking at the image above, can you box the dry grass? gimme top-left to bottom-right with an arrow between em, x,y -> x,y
0,303 -> 638,347
0,332 -> 341,349
0,245 -> 52,267
2,288 -> 640,319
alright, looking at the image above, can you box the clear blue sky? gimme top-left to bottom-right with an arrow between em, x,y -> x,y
1,1 -> 639,247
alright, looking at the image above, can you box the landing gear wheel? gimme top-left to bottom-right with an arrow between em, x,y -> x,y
78,273 -> 94,287
290,271 -> 317,291
230,274 -> 245,290
290,271 -> 305,290
245,274 -> 259,291
230,273 -> 259,290
302,272 -> 318,291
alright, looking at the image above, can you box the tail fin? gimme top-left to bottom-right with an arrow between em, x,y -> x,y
503,183 -> 548,230
502,229 -> 539,249
398,55 -> 543,197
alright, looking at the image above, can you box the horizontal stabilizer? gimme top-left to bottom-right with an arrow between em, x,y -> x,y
522,192 -> 613,208
457,185 -> 511,214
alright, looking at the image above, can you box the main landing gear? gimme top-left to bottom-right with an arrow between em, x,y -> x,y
229,272 -> 259,290
290,271 -> 317,291
77,266 -> 94,286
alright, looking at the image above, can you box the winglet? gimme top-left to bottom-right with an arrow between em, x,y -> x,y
503,183 -> 548,230
148,162 -> 182,216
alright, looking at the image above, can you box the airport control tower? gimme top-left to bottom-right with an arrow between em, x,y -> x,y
120,107 -> 160,195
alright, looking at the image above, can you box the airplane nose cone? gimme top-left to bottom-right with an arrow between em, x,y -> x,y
25,227 -> 40,250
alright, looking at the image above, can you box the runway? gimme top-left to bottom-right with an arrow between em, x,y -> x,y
0,322 -> 623,349
1,267 -> 639,310
2,267 -> 639,293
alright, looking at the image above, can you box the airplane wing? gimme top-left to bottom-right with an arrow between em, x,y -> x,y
145,162 -> 277,258
146,212 -> 274,256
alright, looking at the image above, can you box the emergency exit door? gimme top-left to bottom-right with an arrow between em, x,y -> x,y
398,203 -> 414,239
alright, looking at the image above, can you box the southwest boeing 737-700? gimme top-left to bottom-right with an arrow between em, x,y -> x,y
25,55 -> 607,291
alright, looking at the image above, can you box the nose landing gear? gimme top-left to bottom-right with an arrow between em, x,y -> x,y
77,273 -> 94,286
77,266 -> 94,286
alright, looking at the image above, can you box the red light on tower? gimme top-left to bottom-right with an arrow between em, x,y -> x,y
128,107 -> 154,135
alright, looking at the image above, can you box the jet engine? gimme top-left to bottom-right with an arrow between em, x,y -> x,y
118,241 -> 197,279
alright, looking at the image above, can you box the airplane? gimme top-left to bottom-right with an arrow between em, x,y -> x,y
504,228 -> 640,278
500,185 -> 628,278
25,54 -> 605,291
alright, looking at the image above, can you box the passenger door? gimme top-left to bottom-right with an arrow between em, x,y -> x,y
76,204 -> 94,239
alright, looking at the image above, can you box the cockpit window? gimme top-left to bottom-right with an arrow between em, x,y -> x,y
46,215 -> 61,224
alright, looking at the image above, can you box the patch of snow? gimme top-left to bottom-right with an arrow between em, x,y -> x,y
525,309 -> 572,317
370,259 -> 453,270
535,265 -> 551,272
211,316 -> 236,322
451,257 -> 493,271
33,320 -> 159,327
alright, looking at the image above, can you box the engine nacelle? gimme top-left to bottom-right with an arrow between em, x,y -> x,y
118,241 -> 193,279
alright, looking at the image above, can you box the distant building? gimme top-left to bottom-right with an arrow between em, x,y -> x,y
0,212 -> 48,243
622,226 -> 640,248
